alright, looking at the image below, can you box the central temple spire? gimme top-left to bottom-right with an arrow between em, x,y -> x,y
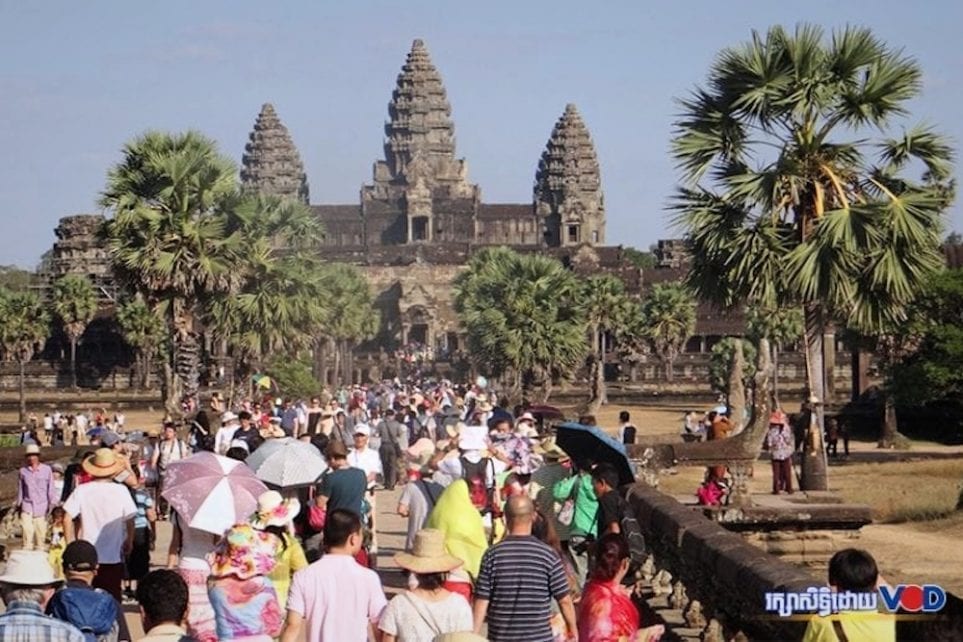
367,39 -> 474,200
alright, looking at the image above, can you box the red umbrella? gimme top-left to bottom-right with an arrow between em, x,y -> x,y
161,452 -> 267,535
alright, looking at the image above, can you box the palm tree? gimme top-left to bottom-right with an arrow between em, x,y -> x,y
581,275 -> 632,412
454,247 -> 586,403
638,282 -> 696,382
672,25 -> 954,489
51,274 -> 98,388
0,289 -> 51,422
314,263 -> 378,386
116,298 -> 165,389
100,131 -> 244,414
746,306 -> 803,406
208,194 -> 328,394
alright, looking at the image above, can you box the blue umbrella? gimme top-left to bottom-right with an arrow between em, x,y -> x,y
556,422 -> 636,486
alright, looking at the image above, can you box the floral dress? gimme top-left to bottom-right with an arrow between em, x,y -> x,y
578,579 -> 640,642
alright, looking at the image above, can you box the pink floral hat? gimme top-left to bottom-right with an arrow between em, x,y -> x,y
207,523 -> 278,580
250,490 -> 301,530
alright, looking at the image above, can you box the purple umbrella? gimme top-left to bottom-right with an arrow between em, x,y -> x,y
160,451 -> 267,535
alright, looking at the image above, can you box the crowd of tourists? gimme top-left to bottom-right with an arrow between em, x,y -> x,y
3,379 -> 896,641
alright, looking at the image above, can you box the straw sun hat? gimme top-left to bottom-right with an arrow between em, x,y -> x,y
0,550 -> 61,586
82,448 -> 127,478
250,490 -> 300,529
394,529 -> 463,575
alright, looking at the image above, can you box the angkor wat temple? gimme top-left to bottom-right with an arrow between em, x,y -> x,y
38,39 -> 880,397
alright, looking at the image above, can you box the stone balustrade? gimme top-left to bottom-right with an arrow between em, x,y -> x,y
627,483 -> 819,640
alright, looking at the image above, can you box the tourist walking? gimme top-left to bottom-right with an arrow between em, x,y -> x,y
46,540 -> 132,641
472,496 -> 577,642
765,411 -> 795,494
215,411 -> 240,455
62,448 -> 137,601
152,422 -> 188,519
168,514 -> 219,642
281,509 -> 387,642
398,464 -> 444,551
125,467 -> 156,601
249,491 -> 308,610
578,533 -> 663,642
377,409 -> 406,490
207,524 -> 284,641
424,480 -> 487,602
618,410 -> 637,445
136,570 -> 196,642
379,529 -> 473,642
0,550 -> 84,641
552,461 -> 598,583
16,443 -> 58,551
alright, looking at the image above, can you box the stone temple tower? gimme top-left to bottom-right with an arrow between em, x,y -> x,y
534,104 -> 605,247
240,103 -> 310,204
364,39 -> 476,244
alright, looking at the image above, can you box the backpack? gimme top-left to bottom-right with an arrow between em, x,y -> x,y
461,456 -> 494,514
618,496 -> 646,571
47,586 -> 120,642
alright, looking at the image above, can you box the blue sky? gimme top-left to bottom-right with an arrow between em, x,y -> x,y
1,0 -> 961,268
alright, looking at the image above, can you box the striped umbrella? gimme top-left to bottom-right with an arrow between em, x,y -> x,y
244,437 -> 328,489
161,452 -> 267,535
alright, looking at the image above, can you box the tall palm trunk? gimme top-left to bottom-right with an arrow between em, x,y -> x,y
801,306 -> 829,491
333,342 -> 342,387
69,336 -> 78,388
772,345 -> 781,407
18,360 -> 26,423
587,324 -> 605,414
879,391 -> 899,448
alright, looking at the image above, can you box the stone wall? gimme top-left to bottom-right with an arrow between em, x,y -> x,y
627,483 -> 818,640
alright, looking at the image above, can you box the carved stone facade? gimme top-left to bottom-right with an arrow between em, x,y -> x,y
535,104 -> 606,247
240,103 -> 309,204
44,214 -> 115,302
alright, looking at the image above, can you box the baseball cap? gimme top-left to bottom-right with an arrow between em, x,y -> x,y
62,540 -> 98,572
353,424 -> 371,437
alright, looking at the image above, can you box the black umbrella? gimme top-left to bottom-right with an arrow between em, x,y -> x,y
556,421 -> 636,486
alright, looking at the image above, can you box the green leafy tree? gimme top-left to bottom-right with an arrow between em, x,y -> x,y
746,306 -> 803,406
116,298 -> 165,389
265,355 -> 322,401
0,289 -> 51,421
207,195 -> 327,393
638,282 -> 696,382
580,275 -> 633,412
315,263 -> 378,387
623,247 -> 657,270
100,131 -> 244,413
454,247 -> 586,403
51,274 -> 98,388
672,25 -> 954,489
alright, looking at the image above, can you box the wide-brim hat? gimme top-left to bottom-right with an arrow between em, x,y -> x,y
250,490 -> 301,529
82,448 -> 126,478
535,437 -> 570,462
0,550 -> 61,586
24,444 -> 40,456
221,411 -> 239,424
517,412 -> 536,424
394,529 -> 463,574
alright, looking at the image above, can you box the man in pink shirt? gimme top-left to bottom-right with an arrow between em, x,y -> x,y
281,508 -> 387,642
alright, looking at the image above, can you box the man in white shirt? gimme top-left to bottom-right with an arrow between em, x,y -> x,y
348,424 -> 383,553
348,425 -> 383,485
215,412 -> 240,455
63,448 -> 137,601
